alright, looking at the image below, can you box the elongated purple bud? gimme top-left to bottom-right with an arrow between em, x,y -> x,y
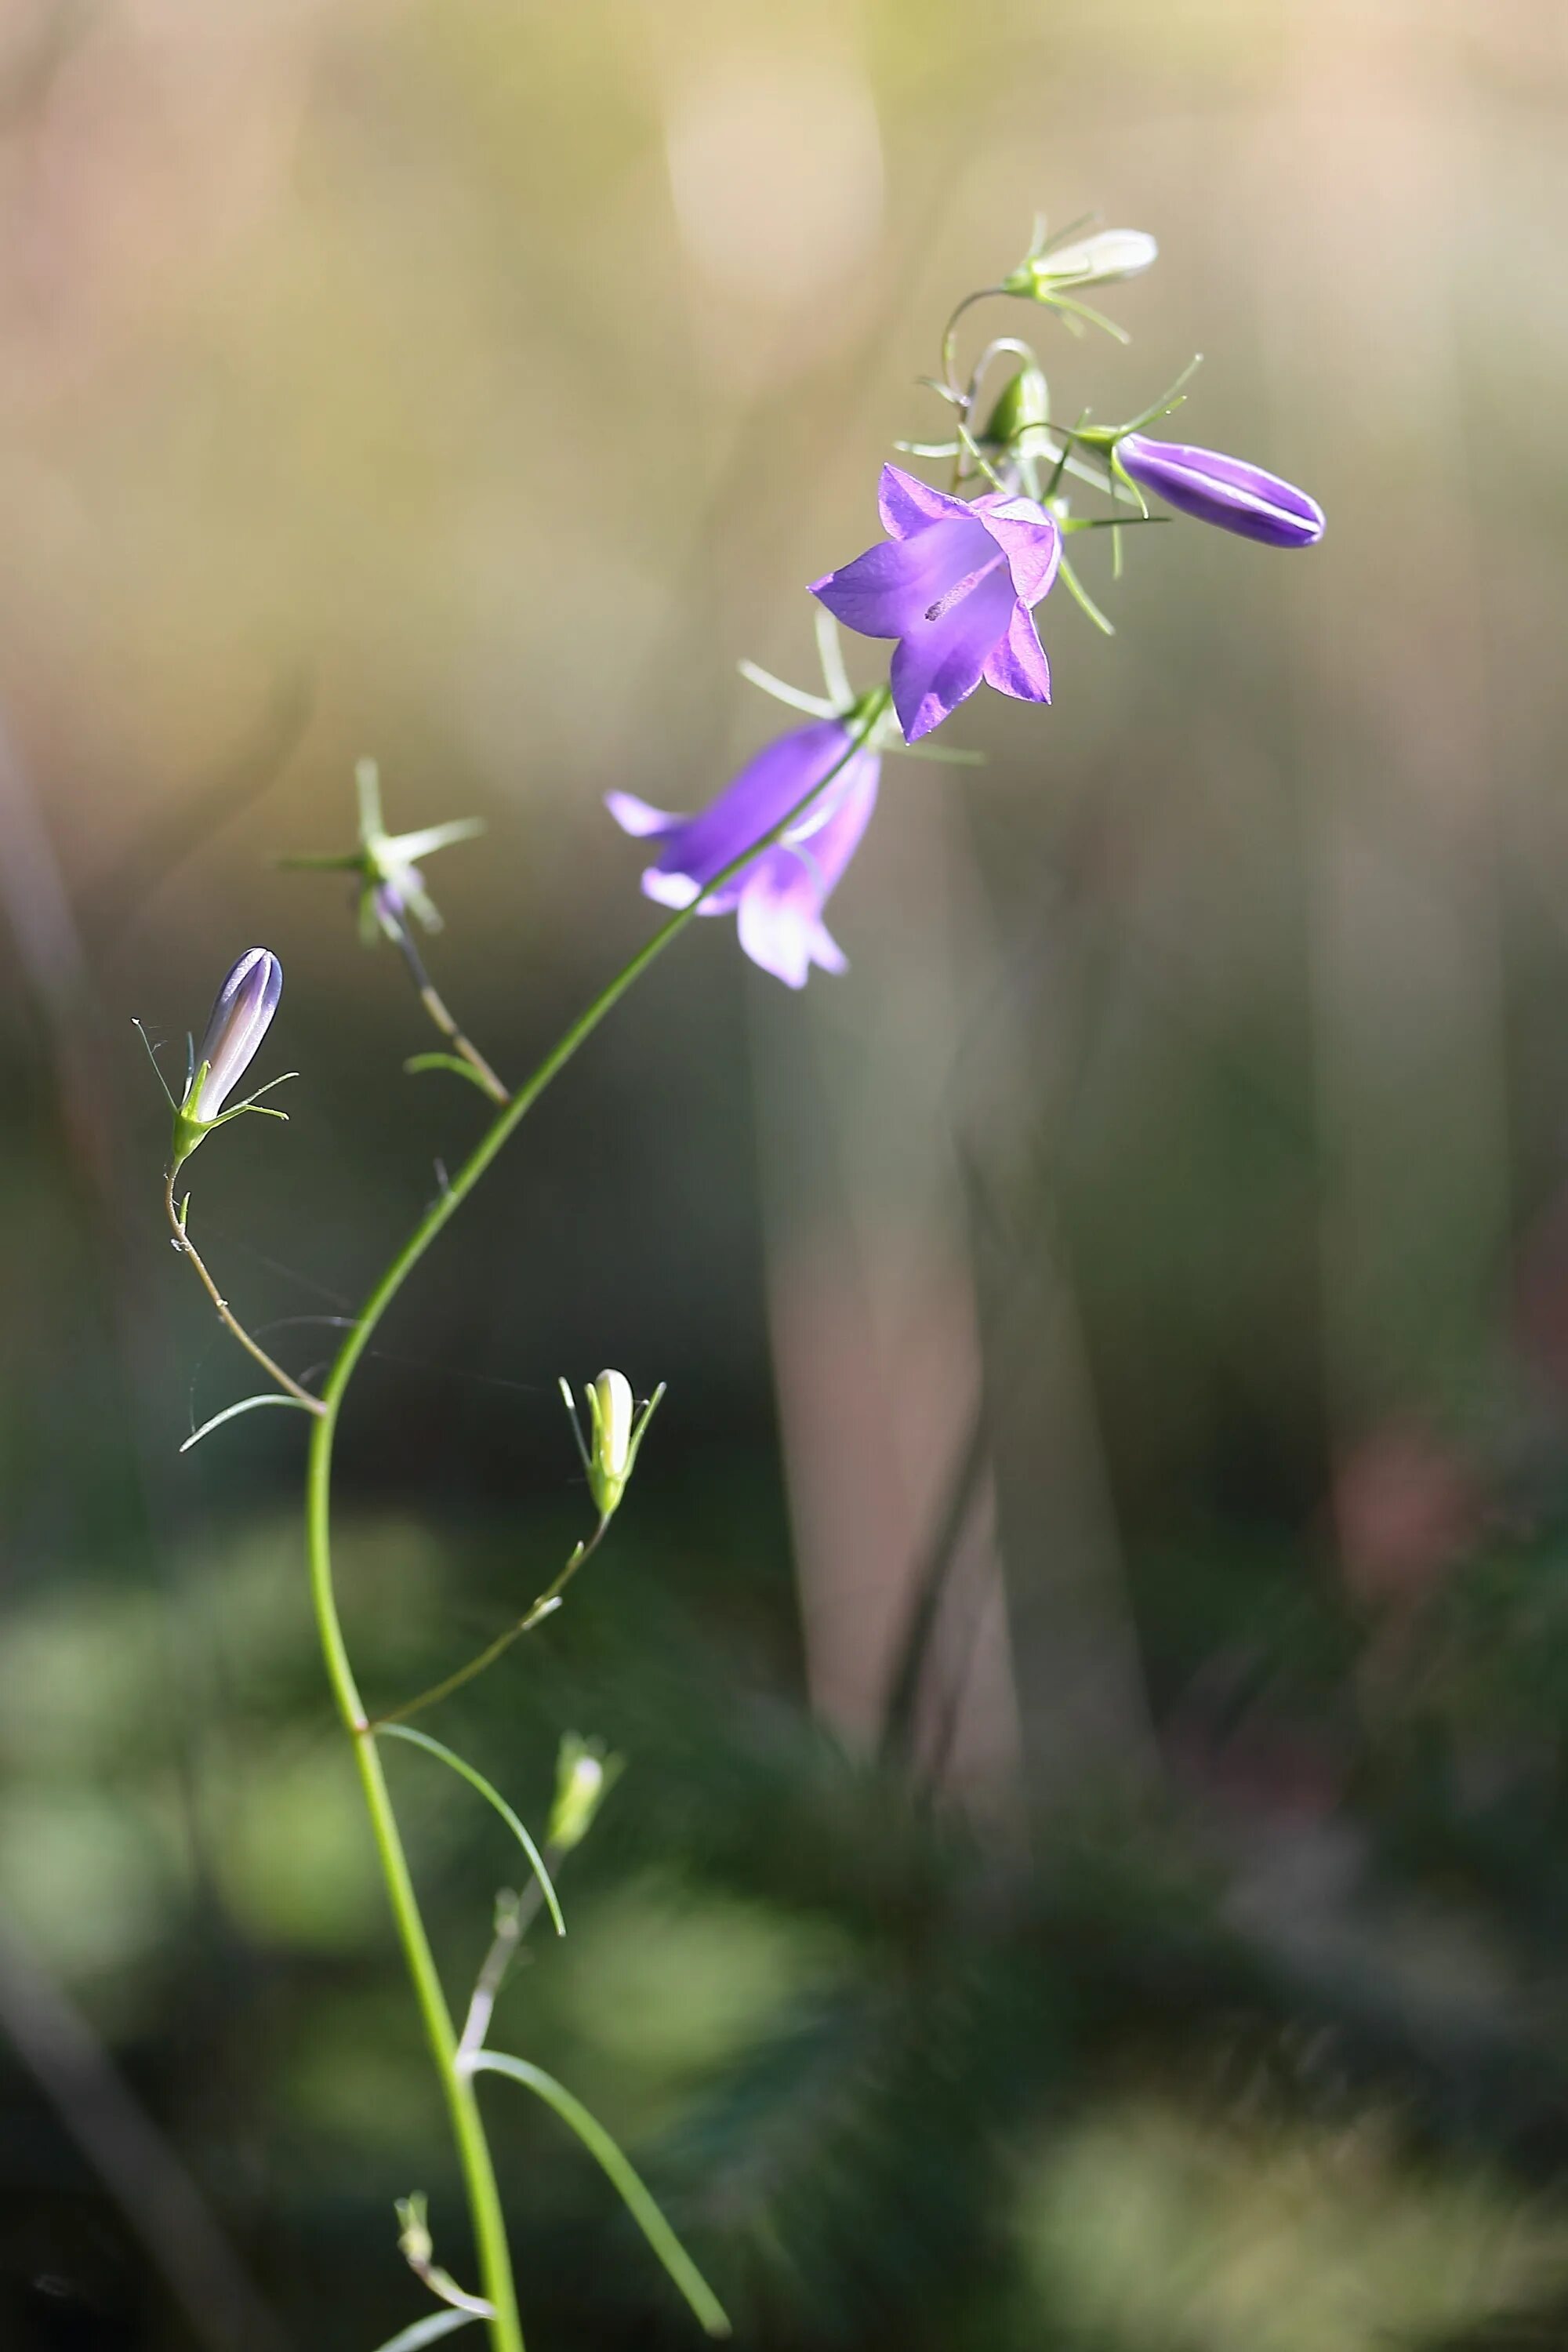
191,948 -> 283,1120
1117,433 -> 1324,550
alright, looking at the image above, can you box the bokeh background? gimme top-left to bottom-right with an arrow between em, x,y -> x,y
3,0 -> 1568,2344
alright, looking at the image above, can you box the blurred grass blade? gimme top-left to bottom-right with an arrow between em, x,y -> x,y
377,1725 -> 564,1936
403,1053 -> 497,1094
470,2050 -> 731,2336
370,2311 -> 482,2352
179,1393 -> 314,1454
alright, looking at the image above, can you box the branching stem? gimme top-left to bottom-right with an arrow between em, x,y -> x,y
389,918 -> 510,1105
369,1519 -> 610,1733
302,697 -> 888,2351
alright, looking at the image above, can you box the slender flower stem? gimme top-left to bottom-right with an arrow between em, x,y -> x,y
164,1170 -> 325,1412
305,1412 -> 525,2352
389,918 -> 511,1105
368,1520 -> 610,1734
303,694 -> 888,2352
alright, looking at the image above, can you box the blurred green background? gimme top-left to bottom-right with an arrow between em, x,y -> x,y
5,0 -> 1568,2345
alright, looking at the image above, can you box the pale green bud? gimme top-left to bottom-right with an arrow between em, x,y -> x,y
590,1370 -> 632,1512
978,363 -> 1052,462
546,1733 -> 622,1854
1006,228 -> 1158,297
562,1368 -> 666,1525
395,2194 -> 433,2269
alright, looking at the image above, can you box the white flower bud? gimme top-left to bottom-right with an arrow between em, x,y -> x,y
561,1368 -> 666,1528
1026,228 -> 1158,289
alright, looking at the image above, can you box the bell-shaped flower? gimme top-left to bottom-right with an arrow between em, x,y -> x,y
608,717 -> 881,989
1116,433 -> 1324,549
810,466 -> 1060,744
157,948 -> 294,1171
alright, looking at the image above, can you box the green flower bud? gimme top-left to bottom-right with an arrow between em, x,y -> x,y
978,363 -> 1052,463
1004,228 -> 1157,298
546,1733 -> 622,1855
561,1369 -> 666,1526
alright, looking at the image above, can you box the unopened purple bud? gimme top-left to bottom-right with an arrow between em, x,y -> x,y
191,949 -> 283,1120
1116,433 -> 1324,550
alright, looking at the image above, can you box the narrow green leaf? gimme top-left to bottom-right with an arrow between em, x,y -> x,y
813,608 -> 852,709
1058,553 -> 1116,636
378,1725 -> 564,1936
736,661 -> 835,720
180,1393 -> 314,1454
403,1054 -> 496,1096
368,2307 -> 481,2351
470,2051 -> 731,2337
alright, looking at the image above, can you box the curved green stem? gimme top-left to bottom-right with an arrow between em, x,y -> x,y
302,696 -> 887,2351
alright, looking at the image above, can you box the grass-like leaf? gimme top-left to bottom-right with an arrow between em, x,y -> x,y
470,2050 -> 731,2337
403,1053 -> 497,1095
377,1724 -> 564,1936
369,2310 -> 482,2352
179,1392 -> 315,1454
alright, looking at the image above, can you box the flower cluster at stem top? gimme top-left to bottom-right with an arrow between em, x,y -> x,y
608,211 -> 1324,987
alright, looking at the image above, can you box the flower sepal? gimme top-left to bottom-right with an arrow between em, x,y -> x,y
281,757 -> 485,946
169,1061 -> 296,1174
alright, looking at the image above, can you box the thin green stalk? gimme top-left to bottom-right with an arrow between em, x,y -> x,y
307,1411 -> 524,2350
302,695 -> 887,2351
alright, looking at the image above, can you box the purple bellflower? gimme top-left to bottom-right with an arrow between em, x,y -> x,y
607,717 -> 880,989
809,465 -> 1061,745
1116,433 -> 1324,550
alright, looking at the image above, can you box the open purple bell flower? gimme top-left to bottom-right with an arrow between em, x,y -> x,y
810,465 -> 1061,745
607,718 -> 880,989
1116,434 -> 1324,549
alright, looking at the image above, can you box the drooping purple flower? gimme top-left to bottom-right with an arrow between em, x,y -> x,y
607,719 -> 880,989
810,465 -> 1061,746
1116,434 -> 1324,550
190,949 -> 283,1120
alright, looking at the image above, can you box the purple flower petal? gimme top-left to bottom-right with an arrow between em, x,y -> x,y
811,514 -> 993,641
605,791 -> 678,839
736,857 -> 824,989
972,495 -> 1062,604
890,562 -> 1016,742
193,948 -> 283,1120
981,601 -> 1052,703
607,721 -> 880,985
1117,434 -> 1324,549
877,463 -> 975,541
812,474 -> 1062,743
